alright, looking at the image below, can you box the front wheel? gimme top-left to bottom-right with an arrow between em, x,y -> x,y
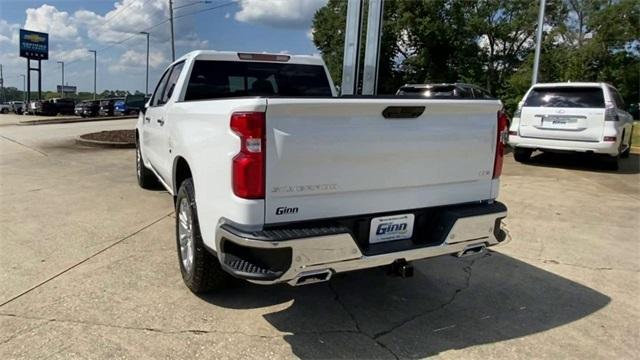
514,148 -> 533,163
176,178 -> 232,293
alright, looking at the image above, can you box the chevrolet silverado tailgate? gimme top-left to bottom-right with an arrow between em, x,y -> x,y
264,98 -> 502,224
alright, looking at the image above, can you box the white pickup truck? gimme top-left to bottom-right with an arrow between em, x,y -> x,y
136,50 -> 509,293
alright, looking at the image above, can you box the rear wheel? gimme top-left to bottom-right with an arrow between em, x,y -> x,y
136,139 -> 160,189
514,148 -> 533,163
621,131 -> 631,159
176,178 -> 232,293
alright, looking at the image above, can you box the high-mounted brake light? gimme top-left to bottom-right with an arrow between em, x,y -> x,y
230,112 -> 265,199
493,111 -> 509,179
237,53 -> 291,62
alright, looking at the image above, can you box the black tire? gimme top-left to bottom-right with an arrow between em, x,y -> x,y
176,178 -> 232,293
621,132 -> 631,159
136,140 -> 160,189
1,108 -> 8,114
514,148 -> 533,163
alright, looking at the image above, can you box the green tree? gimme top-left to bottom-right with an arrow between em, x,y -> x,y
311,0 -> 639,110
312,0 -> 402,94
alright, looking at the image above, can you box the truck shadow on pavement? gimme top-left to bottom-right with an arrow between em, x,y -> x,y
201,251 -> 610,359
526,152 -> 639,174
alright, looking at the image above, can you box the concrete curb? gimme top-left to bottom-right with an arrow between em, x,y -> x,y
75,136 -> 135,149
18,115 -> 137,126
630,146 -> 640,155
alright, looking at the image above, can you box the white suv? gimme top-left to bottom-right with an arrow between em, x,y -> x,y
508,82 -> 634,168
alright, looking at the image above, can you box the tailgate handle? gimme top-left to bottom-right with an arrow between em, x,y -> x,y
382,106 -> 425,119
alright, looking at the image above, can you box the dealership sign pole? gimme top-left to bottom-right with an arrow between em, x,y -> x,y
19,29 -> 48,108
341,0 -> 363,95
532,0 -> 546,85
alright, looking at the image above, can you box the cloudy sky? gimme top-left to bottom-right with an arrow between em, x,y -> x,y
0,0 -> 327,93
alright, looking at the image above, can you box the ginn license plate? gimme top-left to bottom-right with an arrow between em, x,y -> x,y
369,214 -> 415,244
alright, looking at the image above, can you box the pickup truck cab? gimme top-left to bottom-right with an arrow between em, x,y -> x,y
508,82 -> 634,168
136,50 -> 509,293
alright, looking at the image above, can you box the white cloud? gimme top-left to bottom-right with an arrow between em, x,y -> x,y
50,48 -> 91,62
234,0 -> 327,28
306,27 -> 314,41
24,5 -> 79,40
0,19 -> 20,45
74,0 -> 169,43
108,49 -> 168,73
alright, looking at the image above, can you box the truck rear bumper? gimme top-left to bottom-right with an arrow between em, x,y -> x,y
215,202 -> 508,285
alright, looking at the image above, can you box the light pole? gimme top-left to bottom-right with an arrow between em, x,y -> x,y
139,31 -> 150,95
532,0 -> 546,85
57,61 -> 65,98
169,0 -> 175,61
169,1 -> 211,62
19,74 -> 26,104
88,50 -> 97,100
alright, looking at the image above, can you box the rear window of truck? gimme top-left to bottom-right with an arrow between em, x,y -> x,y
184,60 -> 332,101
524,87 -> 605,108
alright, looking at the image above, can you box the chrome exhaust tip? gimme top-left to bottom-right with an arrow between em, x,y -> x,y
293,269 -> 332,286
457,243 -> 486,258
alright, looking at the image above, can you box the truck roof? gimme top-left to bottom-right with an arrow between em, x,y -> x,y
175,50 -> 325,66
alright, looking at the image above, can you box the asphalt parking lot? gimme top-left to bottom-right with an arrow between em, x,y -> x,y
1,113 -> 638,359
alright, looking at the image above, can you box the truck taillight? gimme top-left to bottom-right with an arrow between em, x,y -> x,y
493,111 -> 509,179
230,112 -> 265,199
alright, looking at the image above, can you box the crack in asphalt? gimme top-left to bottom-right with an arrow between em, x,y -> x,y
0,212 -> 173,308
372,254 -> 485,340
0,320 -> 49,346
328,282 -> 400,360
0,312 -> 362,344
326,253 -> 489,360
0,134 -> 48,157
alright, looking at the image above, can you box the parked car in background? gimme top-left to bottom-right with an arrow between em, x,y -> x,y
75,100 -> 100,117
30,98 -> 76,116
114,94 -> 148,115
74,102 -> 84,116
508,82 -> 634,169
32,100 -> 54,115
50,98 -> 75,115
99,98 -> 123,116
396,83 -> 494,99
26,101 -> 38,115
11,101 -> 25,114
0,103 -> 11,114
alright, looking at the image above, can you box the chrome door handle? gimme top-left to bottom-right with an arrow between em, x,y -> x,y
157,118 -> 165,126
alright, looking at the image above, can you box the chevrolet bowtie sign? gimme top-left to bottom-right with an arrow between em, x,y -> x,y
20,29 -> 48,60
